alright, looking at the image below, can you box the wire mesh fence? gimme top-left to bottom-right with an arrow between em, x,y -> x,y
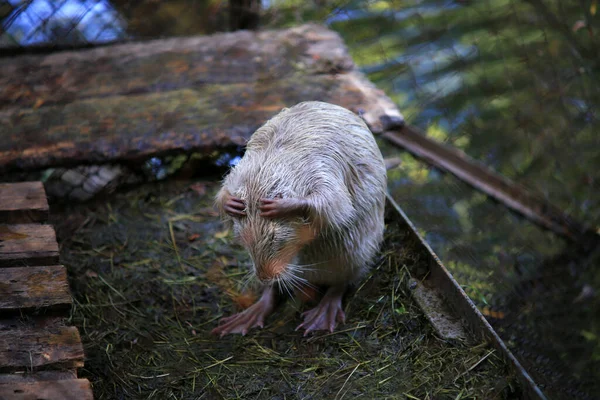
1,1 -> 599,399
1,0 -> 128,47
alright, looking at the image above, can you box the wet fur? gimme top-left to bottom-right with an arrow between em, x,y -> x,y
216,101 -> 387,289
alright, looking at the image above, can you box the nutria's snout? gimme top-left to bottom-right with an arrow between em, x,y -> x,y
255,261 -> 287,282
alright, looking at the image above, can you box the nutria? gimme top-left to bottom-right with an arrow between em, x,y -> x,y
212,101 -> 386,336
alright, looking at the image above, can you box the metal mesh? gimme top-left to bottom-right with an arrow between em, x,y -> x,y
1,0 -> 127,47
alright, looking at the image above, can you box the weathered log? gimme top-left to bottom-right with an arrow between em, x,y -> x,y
0,182 -> 49,224
0,266 -> 72,312
0,317 -> 84,370
0,24 -> 402,172
0,379 -> 93,400
0,225 -> 60,267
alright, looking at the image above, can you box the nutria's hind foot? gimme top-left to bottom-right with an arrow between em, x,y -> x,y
296,286 -> 346,336
211,287 -> 275,337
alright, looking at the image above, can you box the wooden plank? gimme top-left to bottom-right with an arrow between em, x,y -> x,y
0,317 -> 84,370
0,225 -> 59,267
0,379 -> 93,400
0,266 -> 72,312
383,126 -> 599,245
0,24 -> 402,172
0,370 -> 77,384
0,24 -> 354,109
0,182 -> 49,224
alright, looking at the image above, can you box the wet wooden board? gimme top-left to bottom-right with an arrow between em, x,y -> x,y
0,266 -> 72,312
0,317 -> 84,370
0,24 -> 402,172
0,182 -> 92,398
0,379 -> 93,400
0,370 -> 77,384
0,182 -> 49,224
0,224 -> 60,267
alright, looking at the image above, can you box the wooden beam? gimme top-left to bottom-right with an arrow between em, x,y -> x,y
0,379 -> 93,400
0,266 -> 72,312
383,126 -> 599,245
0,24 -> 402,172
0,225 -> 60,267
0,317 -> 84,370
0,182 -> 49,224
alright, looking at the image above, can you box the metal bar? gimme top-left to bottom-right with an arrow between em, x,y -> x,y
386,193 -> 547,400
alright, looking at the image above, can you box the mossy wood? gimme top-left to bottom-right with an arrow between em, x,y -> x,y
0,24 -> 402,172
0,317 -> 84,370
0,182 -> 49,224
0,266 -> 72,312
0,224 -> 60,267
0,379 -> 93,400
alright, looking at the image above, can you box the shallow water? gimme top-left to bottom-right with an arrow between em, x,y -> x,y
316,1 -> 600,398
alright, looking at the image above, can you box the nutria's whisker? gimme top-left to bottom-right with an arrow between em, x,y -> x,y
240,270 -> 256,291
285,271 -> 317,291
287,277 -> 308,296
286,265 -> 317,273
285,273 -> 312,296
278,276 -> 294,298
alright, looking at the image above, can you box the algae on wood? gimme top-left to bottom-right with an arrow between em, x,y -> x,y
0,266 -> 72,312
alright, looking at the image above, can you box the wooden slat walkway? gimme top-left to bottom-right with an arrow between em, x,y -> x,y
0,182 -> 93,400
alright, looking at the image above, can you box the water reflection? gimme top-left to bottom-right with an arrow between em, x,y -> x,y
322,1 -> 599,398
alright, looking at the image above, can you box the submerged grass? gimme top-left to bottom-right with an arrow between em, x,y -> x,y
52,179 -> 519,399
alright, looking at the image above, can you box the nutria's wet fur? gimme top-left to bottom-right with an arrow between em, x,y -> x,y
216,101 -> 386,293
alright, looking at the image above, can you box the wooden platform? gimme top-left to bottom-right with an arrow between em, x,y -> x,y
0,24 -> 402,172
0,182 -> 93,399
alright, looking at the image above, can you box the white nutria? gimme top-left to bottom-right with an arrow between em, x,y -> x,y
212,101 -> 386,337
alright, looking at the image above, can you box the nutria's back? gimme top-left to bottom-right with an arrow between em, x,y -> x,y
221,101 -> 387,285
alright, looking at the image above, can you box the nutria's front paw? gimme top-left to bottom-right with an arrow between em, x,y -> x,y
211,311 -> 264,337
223,195 -> 246,217
211,295 -> 274,337
259,197 -> 307,218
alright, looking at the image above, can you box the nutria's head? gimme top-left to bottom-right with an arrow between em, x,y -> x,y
232,212 -> 316,284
